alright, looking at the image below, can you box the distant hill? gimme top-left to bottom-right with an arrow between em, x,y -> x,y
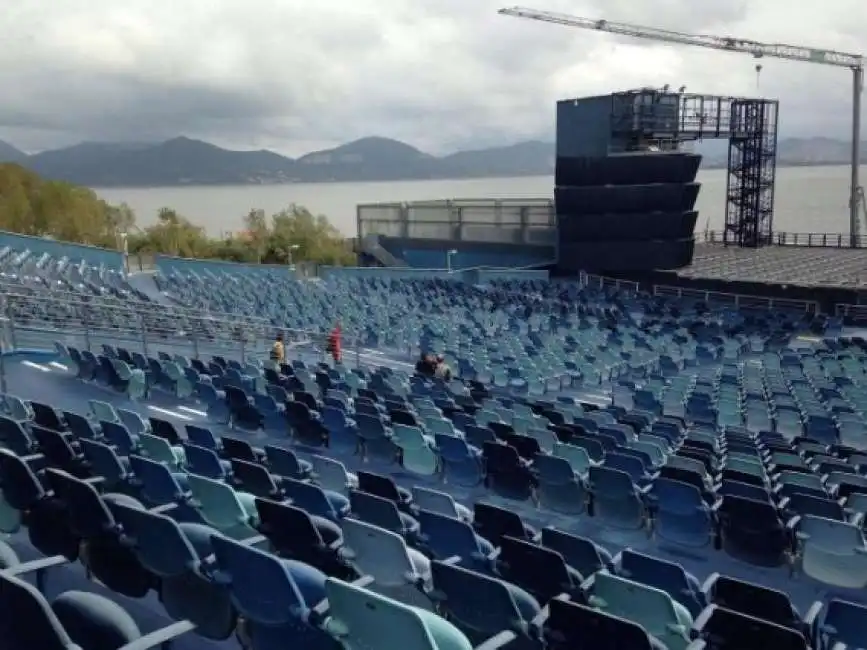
5,136 -> 553,186
0,140 -> 26,163
0,134 -> 860,186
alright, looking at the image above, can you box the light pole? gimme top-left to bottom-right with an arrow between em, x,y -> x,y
446,249 -> 457,273
286,244 -> 300,267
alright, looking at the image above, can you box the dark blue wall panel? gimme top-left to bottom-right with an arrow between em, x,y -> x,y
555,183 -> 700,215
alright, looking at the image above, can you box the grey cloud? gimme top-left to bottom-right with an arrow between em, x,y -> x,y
0,0 -> 863,154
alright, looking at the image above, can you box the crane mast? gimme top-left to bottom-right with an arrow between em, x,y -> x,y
498,6 -> 866,243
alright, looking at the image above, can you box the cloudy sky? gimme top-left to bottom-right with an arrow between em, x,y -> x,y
2,0 -> 864,155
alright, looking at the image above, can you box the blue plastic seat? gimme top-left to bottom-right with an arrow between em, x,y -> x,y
473,502 -> 536,546
45,468 -> 154,598
805,597 -> 867,650
434,434 -> 483,487
282,477 -> 349,522
429,557 -> 541,646
0,566 -> 195,650
350,489 -> 419,539
110,500 -> 236,639
702,572 -> 802,634
612,549 -> 705,618
533,453 -> 588,515
0,448 -> 79,560
416,509 -> 495,572
646,478 -> 714,547
210,533 -> 339,650
254,498 -> 353,579
495,535 -> 585,602
692,605 -> 809,650
539,597 -> 667,650
588,466 -> 648,530
541,527 -> 613,578
715,495 -> 790,567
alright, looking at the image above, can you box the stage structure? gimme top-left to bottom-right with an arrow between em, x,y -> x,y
609,88 -> 780,248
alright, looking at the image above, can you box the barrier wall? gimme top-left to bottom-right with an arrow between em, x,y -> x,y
377,236 -> 553,271
318,265 -> 549,282
0,231 -> 123,268
155,255 -> 294,276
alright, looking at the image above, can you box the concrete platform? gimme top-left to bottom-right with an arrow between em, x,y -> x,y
679,243 -> 867,288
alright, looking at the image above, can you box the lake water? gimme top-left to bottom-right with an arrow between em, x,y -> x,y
94,165 -> 857,238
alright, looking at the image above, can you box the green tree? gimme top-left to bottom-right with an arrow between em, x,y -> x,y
0,163 -> 355,267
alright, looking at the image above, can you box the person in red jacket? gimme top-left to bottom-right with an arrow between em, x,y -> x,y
326,323 -> 342,363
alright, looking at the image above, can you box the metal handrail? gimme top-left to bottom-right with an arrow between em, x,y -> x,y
0,296 -> 373,374
702,230 -> 867,249
0,284 -> 276,328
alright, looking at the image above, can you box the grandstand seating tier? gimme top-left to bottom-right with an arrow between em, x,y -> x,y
0,233 -> 866,650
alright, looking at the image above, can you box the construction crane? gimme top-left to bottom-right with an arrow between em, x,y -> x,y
498,6 -> 866,242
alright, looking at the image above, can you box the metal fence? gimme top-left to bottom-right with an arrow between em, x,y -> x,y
702,231 -> 867,249
0,292 -> 371,371
581,273 -> 821,313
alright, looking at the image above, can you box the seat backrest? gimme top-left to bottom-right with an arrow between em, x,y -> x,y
544,598 -> 656,650
704,573 -> 795,629
186,473 -> 246,528
417,509 -> 477,559
0,572 -> 75,650
800,514 -> 864,549
255,498 -> 322,549
350,490 -> 403,533
324,577 -> 470,650
541,527 -> 610,578
412,487 -> 459,519
341,518 -> 413,583
823,598 -> 867,647
474,502 -> 526,544
44,469 -> 112,539
499,535 -> 574,599
430,560 -> 525,636
210,533 -> 306,626
111,501 -> 196,576
357,471 -> 399,502
533,454 -> 577,484
310,455 -> 352,493
696,605 -> 808,650
590,571 -> 680,633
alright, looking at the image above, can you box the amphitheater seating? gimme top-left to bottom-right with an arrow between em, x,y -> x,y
1,233 -> 866,649
4,322 -> 867,649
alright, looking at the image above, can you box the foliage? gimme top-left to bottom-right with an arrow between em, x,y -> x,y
0,163 -> 354,266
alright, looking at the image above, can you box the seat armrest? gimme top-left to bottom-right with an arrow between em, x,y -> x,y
118,620 -> 196,650
2,555 -> 69,576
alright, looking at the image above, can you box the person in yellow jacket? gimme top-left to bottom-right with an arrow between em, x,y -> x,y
270,333 -> 285,364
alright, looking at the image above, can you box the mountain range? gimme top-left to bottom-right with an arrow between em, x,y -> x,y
0,135 -> 859,187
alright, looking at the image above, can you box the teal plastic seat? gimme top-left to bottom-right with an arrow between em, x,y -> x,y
163,361 -> 194,399
321,577 -> 472,650
0,489 -> 22,534
553,443 -> 596,476
339,518 -> 433,609
186,473 -> 259,541
392,425 -> 439,476
310,455 -> 358,494
138,433 -> 186,469
89,399 -> 118,424
587,571 -> 692,650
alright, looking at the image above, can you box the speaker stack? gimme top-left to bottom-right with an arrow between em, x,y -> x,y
554,152 -> 701,272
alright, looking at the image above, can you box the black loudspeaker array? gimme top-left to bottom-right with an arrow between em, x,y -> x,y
554,153 -> 701,273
